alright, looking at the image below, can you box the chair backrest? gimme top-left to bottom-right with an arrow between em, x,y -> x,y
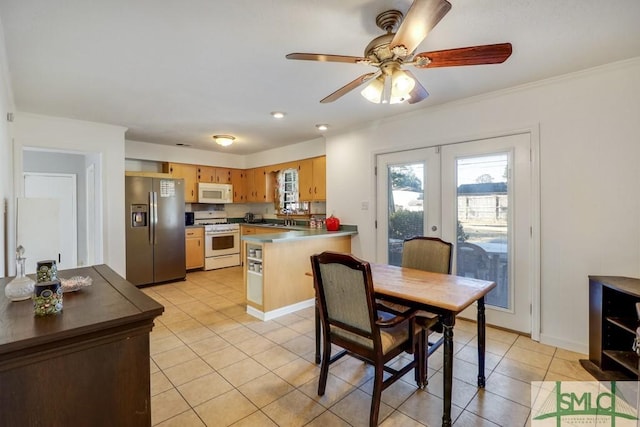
310,251 -> 380,349
401,236 -> 453,274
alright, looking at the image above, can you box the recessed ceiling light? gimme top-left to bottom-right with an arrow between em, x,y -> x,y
175,143 -> 191,147
316,124 -> 329,131
271,111 -> 285,119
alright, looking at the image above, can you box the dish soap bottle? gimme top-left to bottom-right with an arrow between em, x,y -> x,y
4,245 -> 35,301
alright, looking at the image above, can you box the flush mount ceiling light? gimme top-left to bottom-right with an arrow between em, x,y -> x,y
271,111 -> 286,119
315,124 -> 329,131
213,135 -> 235,146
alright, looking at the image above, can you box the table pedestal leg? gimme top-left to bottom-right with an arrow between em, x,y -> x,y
441,313 -> 455,427
477,296 -> 486,388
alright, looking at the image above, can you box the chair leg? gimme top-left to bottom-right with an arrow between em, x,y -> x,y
370,362 -> 384,427
317,334 -> 331,396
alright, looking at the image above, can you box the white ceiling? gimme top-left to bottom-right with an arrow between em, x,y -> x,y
1,0 -> 639,155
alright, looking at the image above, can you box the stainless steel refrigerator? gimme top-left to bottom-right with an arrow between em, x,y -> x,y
125,176 -> 186,286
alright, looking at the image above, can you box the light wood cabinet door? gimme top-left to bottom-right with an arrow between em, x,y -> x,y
297,158 -> 314,202
165,163 -> 198,203
231,169 -> 246,202
215,167 -> 232,184
312,156 -> 326,200
185,228 -> 204,270
197,166 -> 215,183
245,168 -> 257,202
297,157 -> 326,202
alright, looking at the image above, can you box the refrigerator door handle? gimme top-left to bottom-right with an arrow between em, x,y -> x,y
152,191 -> 158,245
148,192 -> 153,245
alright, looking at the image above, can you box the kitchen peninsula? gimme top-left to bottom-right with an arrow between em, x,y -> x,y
242,225 -> 357,320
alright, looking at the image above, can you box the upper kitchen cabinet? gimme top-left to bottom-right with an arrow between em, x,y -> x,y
197,166 -> 232,184
164,163 -> 198,203
197,166 -> 215,183
231,169 -> 247,203
246,167 -> 275,203
215,167 -> 232,184
298,156 -> 326,202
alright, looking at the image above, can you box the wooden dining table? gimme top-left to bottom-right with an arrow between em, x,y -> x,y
313,263 -> 496,427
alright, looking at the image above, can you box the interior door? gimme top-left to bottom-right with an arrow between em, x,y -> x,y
376,133 -> 534,333
23,173 -> 78,272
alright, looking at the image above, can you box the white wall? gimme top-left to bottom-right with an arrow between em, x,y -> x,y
126,139 -> 245,169
0,16 -> 14,277
326,58 -> 640,353
12,113 -> 127,276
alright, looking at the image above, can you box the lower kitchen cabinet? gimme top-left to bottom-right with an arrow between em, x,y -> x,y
185,227 -> 204,270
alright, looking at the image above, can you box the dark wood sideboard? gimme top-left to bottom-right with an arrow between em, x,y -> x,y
0,264 -> 164,426
588,275 -> 640,379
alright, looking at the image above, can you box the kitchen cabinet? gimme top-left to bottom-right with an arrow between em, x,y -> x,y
588,275 -> 640,379
215,167 -> 232,184
185,227 -> 204,270
231,168 -> 247,202
197,166 -> 232,184
164,162 -> 198,202
298,156 -> 326,201
246,167 -> 275,203
197,166 -> 215,183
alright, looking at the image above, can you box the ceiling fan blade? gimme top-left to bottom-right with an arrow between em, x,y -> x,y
286,53 -> 366,64
414,43 -> 513,68
405,71 -> 429,104
320,72 -> 379,103
390,0 -> 452,54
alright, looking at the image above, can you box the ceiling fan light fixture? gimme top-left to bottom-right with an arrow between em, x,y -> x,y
213,135 -> 235,146
360,76 -> 385,103
391,68 -> 415,99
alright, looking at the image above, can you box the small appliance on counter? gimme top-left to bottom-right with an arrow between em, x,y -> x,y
244,213 -> 263,223
185,212 -> 195,226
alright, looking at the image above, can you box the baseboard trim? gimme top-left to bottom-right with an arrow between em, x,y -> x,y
246,299 -> 315,321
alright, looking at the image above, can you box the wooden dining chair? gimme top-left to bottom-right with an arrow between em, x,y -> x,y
310,251 -> 423,427
381,236 -> 453,384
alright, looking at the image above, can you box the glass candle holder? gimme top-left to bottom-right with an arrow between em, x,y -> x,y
33,279 -> 63,316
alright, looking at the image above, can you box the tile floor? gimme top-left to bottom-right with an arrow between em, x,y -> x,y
142,267 -> 591,427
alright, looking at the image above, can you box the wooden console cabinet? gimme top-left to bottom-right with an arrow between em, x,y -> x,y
0,265 -> 164,426
588,275 -> 640,379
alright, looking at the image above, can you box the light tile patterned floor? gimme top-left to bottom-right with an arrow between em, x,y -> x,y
142,267 -> 590,427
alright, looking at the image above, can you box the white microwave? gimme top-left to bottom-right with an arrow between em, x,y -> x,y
198,183 -> 233,204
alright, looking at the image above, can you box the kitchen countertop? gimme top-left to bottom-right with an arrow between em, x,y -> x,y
241,226 -> 357,243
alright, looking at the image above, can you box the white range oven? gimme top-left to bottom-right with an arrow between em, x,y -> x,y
194,211 -> 240,270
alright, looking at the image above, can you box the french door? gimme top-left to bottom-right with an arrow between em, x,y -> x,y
376,133 -> 534,333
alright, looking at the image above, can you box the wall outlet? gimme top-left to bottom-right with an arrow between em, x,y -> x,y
361,201 -> 369,210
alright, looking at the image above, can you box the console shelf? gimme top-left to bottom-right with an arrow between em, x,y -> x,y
588,275 -> 640,379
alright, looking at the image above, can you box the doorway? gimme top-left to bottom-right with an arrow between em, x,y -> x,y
22,173 -> 78,272
376,132 -> 536,333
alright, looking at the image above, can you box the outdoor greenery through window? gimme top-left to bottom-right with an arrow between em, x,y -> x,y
387,163 -> 424,266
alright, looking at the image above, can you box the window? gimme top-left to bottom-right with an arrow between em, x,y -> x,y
279,168 -> 299,213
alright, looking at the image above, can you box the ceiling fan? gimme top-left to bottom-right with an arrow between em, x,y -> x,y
286,0 -> 512,105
